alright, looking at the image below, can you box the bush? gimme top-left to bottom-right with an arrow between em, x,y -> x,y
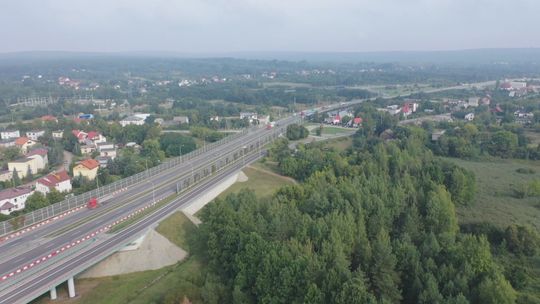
516,168 -> 535,174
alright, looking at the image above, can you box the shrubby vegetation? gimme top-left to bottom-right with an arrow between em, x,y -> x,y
285,123 -> 309,140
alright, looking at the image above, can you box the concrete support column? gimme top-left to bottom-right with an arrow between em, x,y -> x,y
67,277 -> 76,298
50,287 -> 57,300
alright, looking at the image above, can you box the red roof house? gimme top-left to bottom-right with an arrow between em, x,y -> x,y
36,170 -> 72,194
72,130 -> 88,142
41,115 -> 58,122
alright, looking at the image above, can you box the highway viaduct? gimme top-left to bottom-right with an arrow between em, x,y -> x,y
0,101 -> 361,304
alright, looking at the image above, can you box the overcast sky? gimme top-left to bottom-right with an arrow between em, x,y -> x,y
1,0 -> 539,53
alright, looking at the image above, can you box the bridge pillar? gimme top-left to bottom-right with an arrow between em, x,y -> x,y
49,287 -> 57,300
67,277 -> 76,298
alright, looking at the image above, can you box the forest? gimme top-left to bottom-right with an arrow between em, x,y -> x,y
189,123 -> 538,303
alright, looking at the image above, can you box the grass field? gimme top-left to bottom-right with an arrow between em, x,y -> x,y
155,211 -> 197,251
217,164 -> 295,200
447,157 -> 540,232
319,136 -> 353,152
446,157 -> 540,301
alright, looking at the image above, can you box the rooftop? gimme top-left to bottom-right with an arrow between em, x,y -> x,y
27,148 -> 48,157
37,170 -> 70,189
14,137 -> 31,145
77,159 -> 100,170
0,187 -> 33,201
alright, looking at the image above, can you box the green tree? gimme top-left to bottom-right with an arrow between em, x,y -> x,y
25,192 -> 49,211
424,185 -> 458,239
286,124 -> 309,140
25,165 -> 34,181
159,133 -> 196,157
336,272 -> 376,304
141,139 -> 165,165
476,273 -> 516,304
12,168 -> 20,186
46,189 -> 65,205
369,229 -> 401,303
488,130 -> 518,158
1,146 -> 21,161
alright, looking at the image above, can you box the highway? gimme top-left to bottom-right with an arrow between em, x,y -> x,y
0,152 -> 264,304
0,114 -> 301,304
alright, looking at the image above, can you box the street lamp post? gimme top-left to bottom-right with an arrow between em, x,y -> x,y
150,181 -> 156,203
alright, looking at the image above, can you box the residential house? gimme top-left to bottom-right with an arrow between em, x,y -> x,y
332,115 -> 342,125
240,112 -> 258,122
26,148 -> 48,169
35,170 -> 72,194
14,137 -> 36,154
72,130 -> 88,143
96,142 -> 114,152
99,148 -> 117,160
81,145 -> 96,155
480,96 -> 491,105
514,110 -> 534,125
25,130 -> 45,141
154,118 -> 165,125
86,131 -> 106,145
352,117 -> 363,128
464,113 -> 475,121
0,187 -> 34,215
120,115 -> 145,127
0,170 -> 12,182
173,116 -> 190,124
8,157 -> 41,178
52,130 -> 64,140
385,105 -> 401,116
40,115 -> 58,123
73,159 -> 100,181
96,156 -> 111,168
468,97 -> 480,107
0,130 -> 20,140
133,113 -> 151,121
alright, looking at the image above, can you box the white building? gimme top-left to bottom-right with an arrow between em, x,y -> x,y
173,116 -> 190,124
35,171 -> 72,194
120,116 -> 145,127
97,142 -> 115,152
240,112 -> 258,122
133,113 -> 151,120
99,148 -> 117,160
52,130 -> 64,140
0,187 -> 34,215
468,97 -> 480,107
464,113 -> 475,121
0,130 -> 20,140
87,131 -> 107,145
25,130 -> 46,141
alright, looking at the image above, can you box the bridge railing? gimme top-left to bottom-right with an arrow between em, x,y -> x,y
0,126 -> 258,237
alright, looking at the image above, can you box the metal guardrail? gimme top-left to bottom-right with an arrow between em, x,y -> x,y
0,127 -> 257,236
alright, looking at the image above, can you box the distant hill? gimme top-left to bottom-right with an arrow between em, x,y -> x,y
1,48 -> 540,65
226,48 -> 540,64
